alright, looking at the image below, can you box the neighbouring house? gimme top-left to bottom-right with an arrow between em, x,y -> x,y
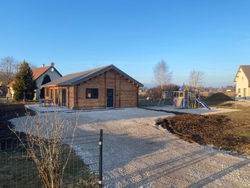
0,81 -> 7,96
42,64 -> 143,109
7,63 -> 62,100
234,65 -> 250,98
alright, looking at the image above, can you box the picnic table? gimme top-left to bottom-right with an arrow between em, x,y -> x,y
39,99 -> 53,107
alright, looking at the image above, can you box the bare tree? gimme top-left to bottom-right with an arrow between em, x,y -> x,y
188,70 -> 204,89
0,56 -> 19,85
153,60 -> 172,90
10,110 -> 78,188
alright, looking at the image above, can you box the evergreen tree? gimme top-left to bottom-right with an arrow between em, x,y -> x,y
40,74 -> 51,98
12,61 -> 36,101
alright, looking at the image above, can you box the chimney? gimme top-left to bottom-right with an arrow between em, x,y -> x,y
51,62 -> 55,66
42,64 -> 45,67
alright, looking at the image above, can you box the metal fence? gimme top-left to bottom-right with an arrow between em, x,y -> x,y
0,129 -> 103,188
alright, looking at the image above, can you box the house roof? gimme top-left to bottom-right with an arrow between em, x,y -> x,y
234,65 -> 250,82
7,65 -> 62,87
240,65 -> 250,81
42,64 -> 144,87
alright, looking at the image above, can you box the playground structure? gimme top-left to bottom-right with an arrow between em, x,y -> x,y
158,85 -> 211,110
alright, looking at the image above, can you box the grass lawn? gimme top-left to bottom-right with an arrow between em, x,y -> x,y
0,148 -> 98,188
0,103 -> 98,187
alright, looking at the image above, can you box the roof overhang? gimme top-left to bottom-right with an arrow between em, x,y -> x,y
70,65 -> 143,87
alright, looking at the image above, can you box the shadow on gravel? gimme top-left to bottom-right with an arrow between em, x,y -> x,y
109,148 -> 215,187
71,128 -> 179,170
187,159 -> 250,188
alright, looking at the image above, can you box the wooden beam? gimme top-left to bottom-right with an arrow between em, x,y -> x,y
67,86 -> 70,108
53,88 -> 55,104
58,87 -> 61,106
136,87 -> 139,107
114,73 -> 116,108
44,87 -> 46,99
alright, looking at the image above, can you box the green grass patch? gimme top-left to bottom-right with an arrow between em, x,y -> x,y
0,146 -> 98,188
0,103 -> 98,187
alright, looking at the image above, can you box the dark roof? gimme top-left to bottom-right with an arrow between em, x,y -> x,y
42,64 -> 143,87
240,65 -> 250,81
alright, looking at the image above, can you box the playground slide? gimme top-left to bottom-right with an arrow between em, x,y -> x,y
196,98 -> 211,110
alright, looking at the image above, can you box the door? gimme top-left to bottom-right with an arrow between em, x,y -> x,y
62,88 -> 66,106
55,89 -> 58,105
50,89 -> 53,100
244,88 -> 246,98
107,89 -> 114,107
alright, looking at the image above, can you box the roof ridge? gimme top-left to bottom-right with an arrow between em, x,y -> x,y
42,64 -> 143,87
31,65 -> 51,69
8,65 -> 54,87
239,65 -> 250,82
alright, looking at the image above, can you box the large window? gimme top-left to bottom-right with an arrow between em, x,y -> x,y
86,88 -> 98,99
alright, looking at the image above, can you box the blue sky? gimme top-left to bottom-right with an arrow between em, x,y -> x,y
0,0 -> 250,87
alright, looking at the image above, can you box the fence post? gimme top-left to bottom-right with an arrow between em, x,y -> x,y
99,129 -> 103,188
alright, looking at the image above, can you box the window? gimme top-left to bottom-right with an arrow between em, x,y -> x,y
46,88 -> 49,97
50,89 -> 53,99
86,88 -> 98,99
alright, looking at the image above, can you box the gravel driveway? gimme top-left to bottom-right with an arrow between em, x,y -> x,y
67,108 -> 250,188
11,108 -> 250,187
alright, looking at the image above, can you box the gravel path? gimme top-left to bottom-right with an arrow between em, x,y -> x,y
11,108 -> 250,187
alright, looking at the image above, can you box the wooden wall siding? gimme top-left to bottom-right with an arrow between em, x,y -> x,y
43,69 -> 139,109
77,73 -> 106,109
119,76 -> 138,107
115,75 -> 120,108
104,72 -> 107,108
75,69 -> 138,109
68,86 -> 75,109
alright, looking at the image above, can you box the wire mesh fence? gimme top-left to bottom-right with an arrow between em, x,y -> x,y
0,129 -> 103,188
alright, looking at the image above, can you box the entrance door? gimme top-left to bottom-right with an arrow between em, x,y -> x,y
62,88 -> 66,106
107,89 -> 114,107
55,89 -> 58,105
244,88 -> 247,98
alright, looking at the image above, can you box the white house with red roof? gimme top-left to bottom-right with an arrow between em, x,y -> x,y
7,62 -> 62,100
